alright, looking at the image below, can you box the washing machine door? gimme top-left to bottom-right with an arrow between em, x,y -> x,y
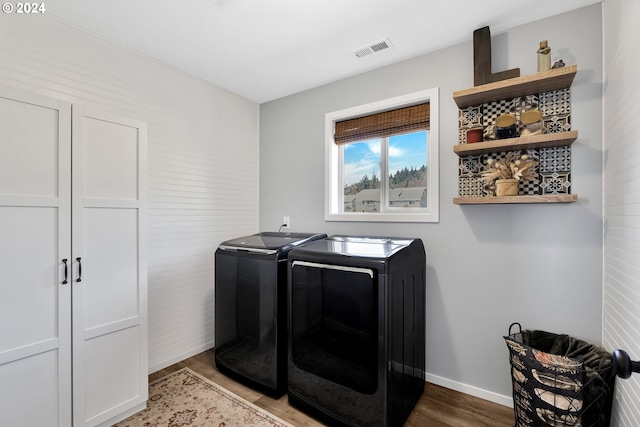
218,232 -> 326,256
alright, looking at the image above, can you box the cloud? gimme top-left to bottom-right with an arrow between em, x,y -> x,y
367,141 -> 380,154
388,145 -> 406,158
363,141 -> 404,158
344,157 -> 379,185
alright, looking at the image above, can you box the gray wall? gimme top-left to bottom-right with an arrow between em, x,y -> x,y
259,4 -> 603,403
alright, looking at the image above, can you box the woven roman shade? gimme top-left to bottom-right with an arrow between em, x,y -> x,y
334,102 -> 429,145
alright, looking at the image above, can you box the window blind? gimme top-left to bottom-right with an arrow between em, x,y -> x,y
334,102 -> 429,145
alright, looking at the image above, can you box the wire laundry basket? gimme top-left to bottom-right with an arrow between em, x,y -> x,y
504,323 -> 616,427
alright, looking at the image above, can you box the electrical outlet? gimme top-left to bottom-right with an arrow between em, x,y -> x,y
282,216 -> 291,230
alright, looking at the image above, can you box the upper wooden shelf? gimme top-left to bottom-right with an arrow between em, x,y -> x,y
453,65 -> 578,108
453,130 -> 578,156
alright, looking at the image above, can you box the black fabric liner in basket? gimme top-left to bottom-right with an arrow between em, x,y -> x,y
505,324 -> 616,426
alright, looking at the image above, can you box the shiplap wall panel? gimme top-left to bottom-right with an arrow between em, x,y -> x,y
0,15 -> 260,372
603,0 -> 640,424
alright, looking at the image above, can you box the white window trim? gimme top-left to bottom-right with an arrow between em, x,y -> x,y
325,88 -> 439,223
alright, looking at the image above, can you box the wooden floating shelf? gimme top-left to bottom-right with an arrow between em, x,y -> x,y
453,65 -> 577,108
453,130 -> 578,156
453,194 -> 578,205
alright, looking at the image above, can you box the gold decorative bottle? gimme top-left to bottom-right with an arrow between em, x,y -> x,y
537,40 -> 551,72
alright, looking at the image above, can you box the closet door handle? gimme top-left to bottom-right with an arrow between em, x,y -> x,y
62,259 -> 68,284
76,257 -> 82,282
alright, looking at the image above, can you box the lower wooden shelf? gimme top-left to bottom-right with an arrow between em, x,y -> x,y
453,194 -> 578,204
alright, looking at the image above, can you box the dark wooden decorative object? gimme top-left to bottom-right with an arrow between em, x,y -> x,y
473,26 -> 520,86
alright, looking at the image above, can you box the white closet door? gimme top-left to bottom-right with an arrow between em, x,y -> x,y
0,88 -> 72,426
72,106 -> 147,426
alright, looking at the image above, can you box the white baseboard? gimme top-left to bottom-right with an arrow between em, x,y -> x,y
425,373 -> 513,408
148,341 -> 215,374
149,347 -> 514,409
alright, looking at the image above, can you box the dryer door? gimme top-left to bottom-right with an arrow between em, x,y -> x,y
290,261 -> 378,394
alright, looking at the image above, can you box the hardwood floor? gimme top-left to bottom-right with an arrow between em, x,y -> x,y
149,349 -> 515,427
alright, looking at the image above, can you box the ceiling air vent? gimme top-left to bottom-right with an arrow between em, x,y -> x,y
353,38 -> 393,58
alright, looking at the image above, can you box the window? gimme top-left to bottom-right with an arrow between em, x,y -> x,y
325,88 -> 439,222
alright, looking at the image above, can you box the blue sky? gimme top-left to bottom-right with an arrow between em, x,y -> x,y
343,131 -> 427,185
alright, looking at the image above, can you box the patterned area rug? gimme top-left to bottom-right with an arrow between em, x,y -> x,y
113,368 -> 294,427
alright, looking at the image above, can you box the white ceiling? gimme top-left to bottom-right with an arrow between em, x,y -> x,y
46,0 -> 600,104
